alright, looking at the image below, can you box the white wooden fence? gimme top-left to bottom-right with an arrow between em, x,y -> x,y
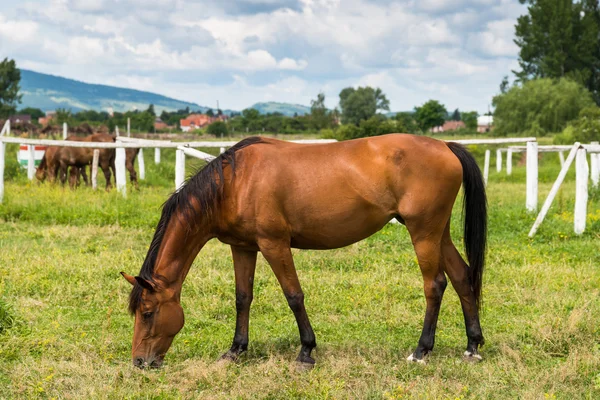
3,127 -> 598,235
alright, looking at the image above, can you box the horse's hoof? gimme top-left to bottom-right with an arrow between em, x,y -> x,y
218,351 -> 238,363
463,351 -> 483,363
295,355 -> 315,371
295,360 -> 315,371
406,353 -> 427,365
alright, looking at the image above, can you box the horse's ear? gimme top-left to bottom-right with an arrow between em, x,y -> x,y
135,276 -> 156,292
121,272 -> 136,286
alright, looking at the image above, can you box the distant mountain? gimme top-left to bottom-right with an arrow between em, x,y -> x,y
250,102 -> 311,117
18,69 -> 236,115
18,69 -> 314,118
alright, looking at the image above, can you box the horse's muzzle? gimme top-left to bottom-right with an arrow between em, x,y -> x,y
133,356 -> 162,369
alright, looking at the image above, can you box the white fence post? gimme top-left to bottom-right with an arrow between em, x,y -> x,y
63,122 -> 67,139
127,118 -> 131,138
115,126 -> 120,137
574,148 -> 589,235
138,148 -> 145,180
0,120 -> 8,136
0,143 -> 5,203
496,149 -> 502,172
558,151 -> 565,167
154,148 -> 161,164
591,142 -> 599,187
115,143 -> 127,197
175,149 -> 185,190
483,149 -> 490,186
528,143 -> 580,237
92,149 -> 99,190
526,141 -> 538,212
27,145 -> 35,180
507,149 -> 513,175
220,147 -> 225,154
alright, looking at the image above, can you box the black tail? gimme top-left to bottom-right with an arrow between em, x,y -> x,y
447,142 -> 487,311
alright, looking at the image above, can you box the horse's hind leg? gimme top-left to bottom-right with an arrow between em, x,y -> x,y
81,166 -> 89,186
221,246 -> 257,362
100,161 -> 113,191
405,220 -> 447,363
258,238 -> 317,367
441,222 -> 484,361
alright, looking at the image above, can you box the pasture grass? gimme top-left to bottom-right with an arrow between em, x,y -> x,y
0,144 -> 599,399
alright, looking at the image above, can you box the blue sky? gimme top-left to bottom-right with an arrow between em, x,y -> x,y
0,0 -> 525,113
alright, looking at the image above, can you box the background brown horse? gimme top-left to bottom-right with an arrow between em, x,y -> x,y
122,134 -> 487,369
36,136 -> 90,184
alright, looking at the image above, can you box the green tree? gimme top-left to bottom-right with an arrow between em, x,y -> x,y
146,104 -> 155,116
55,108 -> 73,125
339,86 -> 390,125
394,112 -> 419,134
451,108 -> 461,121
0,58 -> 22,118
207,121 -> 228,137
500,76 -> 510,94
414,100 -> 447,132
18,107 -> 44,121
206,109 -> 215,117
310,92 -> 332,130
461,111 -> 479,130
241,108 -> 261,130
492,77 -> 594,136
554,106 -> 600,143
514,0 -> 600,102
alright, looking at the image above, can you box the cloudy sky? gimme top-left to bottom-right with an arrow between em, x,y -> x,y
1,0 -> 525,113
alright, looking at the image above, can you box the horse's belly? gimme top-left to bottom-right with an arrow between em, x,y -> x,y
289,212 -> 392,250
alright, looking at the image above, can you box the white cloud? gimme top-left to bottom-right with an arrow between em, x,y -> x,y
5,0 -> 527,112
0,14 -> 38,43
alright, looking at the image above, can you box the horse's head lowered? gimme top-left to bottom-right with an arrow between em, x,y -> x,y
121,272 -> 184,368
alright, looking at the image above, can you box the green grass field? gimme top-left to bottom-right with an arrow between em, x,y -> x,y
0,141 -> 599,399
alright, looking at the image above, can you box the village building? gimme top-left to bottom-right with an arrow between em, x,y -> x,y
477,115 -> 494,133
431,120 -> 466,133
180,113 -> 227,132
38,111 -> 56,126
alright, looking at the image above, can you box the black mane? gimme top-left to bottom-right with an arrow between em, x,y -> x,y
128,136 -> 263,314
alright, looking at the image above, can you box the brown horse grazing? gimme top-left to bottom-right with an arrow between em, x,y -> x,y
55,133 -> 116,190
36,137 -> 88,184
121,134 -> 487,369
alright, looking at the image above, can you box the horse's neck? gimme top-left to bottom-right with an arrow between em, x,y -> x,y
152,215 -> 213,287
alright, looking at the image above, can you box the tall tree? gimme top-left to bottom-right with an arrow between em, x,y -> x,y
0,58 -> 22,118
310,92 -> 331,130
514,0 -> 600,102
338,86 -> 390,125
414,100 -> 447,132
146,104 -> 155,116
492,77 -> 594,136
206,109 -> 215,117
451,108 -> 461,121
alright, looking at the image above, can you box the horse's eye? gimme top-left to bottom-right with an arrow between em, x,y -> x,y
142,312 -> 154,320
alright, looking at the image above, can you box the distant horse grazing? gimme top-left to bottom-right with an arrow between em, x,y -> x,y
121,134 -> 487,369
55,133 -> 116,190
36,137 -> 89,184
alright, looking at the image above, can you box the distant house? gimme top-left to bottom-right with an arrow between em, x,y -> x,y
9,114 -> 32,124
431,120 -> 466,133
38,111 -> 56,126
477,116 -> 494,133
154,117 -> 169,131
180,113 -> 227,132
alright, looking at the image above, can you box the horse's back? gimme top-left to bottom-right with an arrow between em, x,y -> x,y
219,135 -> 463,249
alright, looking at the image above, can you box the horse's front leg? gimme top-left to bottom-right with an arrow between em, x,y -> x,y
221,246 -> 257,361
258,238 -> 317,368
